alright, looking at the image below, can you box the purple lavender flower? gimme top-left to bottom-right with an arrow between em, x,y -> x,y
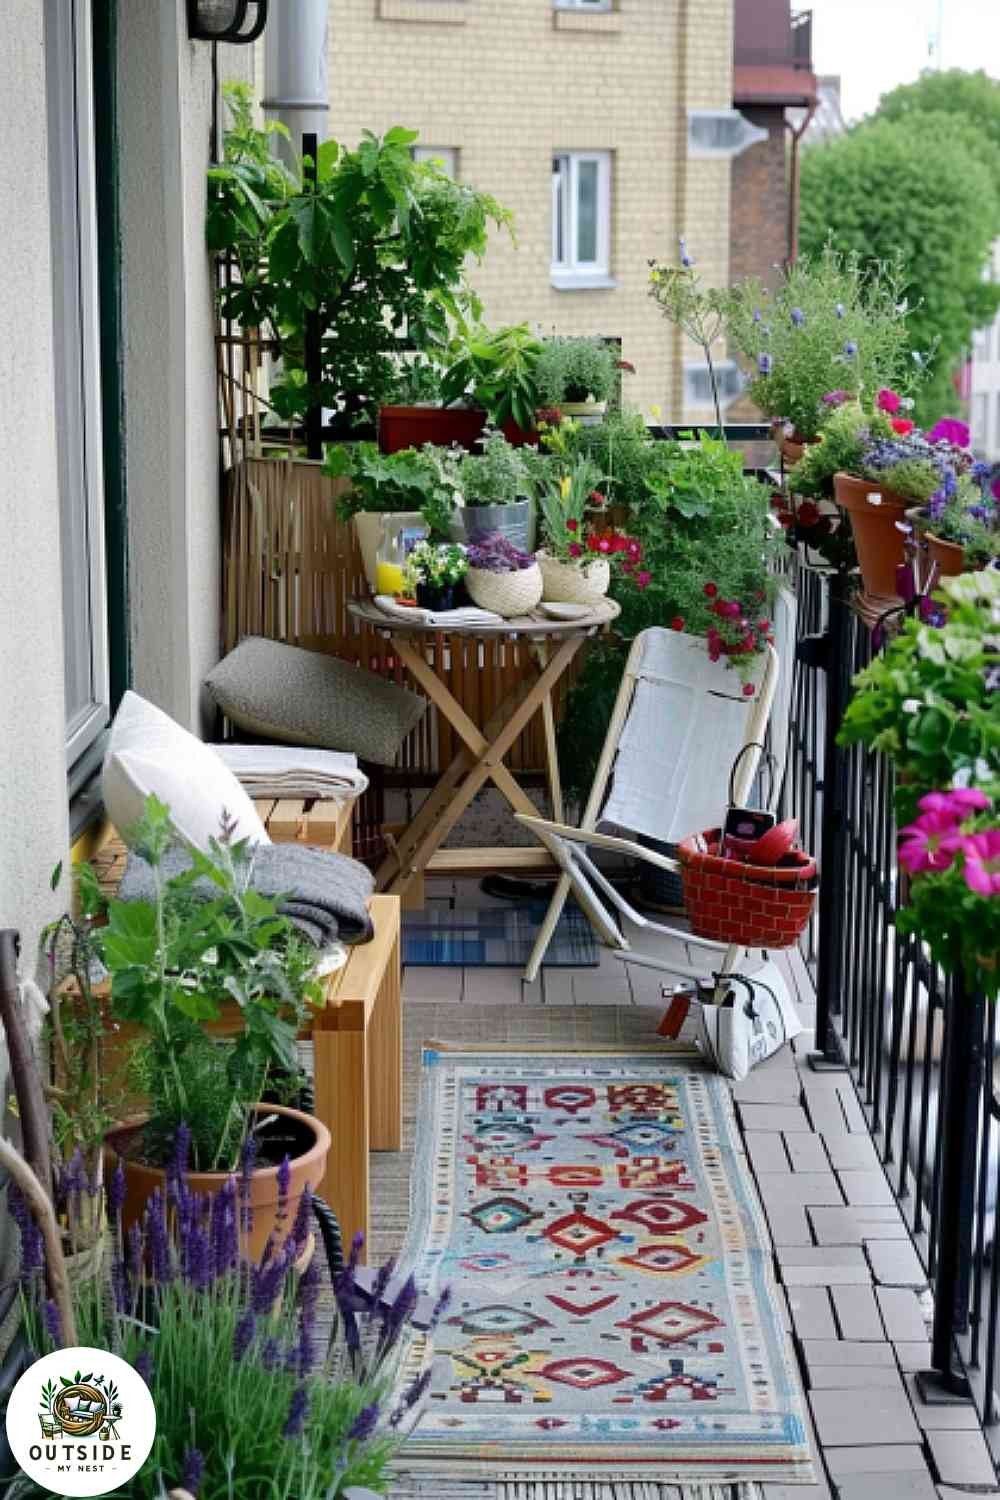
126,1222 -> 144,1281
8,1182 -> 43,1281
63,1149 -> 86,1203
283,1385 -> 310,1439
211,1177 -> 238,1278
261,1337 -> 283,1371
134,1349 -> 154,1385
372,1257 -> 397,1304
107,1158 -> 126,1220
790,307 -> 805,326
290,1183 -> 313,1249
752,308 -> 762,323
972,460 -> 992,486
43,1300 -> 62,1346
172,1123 -> 192,1179
843,340 -> 858,357
835,302 -> 845,318
111,1256 -> 129,1313
390,1369 -> 432,1428
251,1238 -> 296,1316
927,490 -> 947,522
239,1131 -> 258,1234
678,236 -> 693,269
969,503 -> 991,522
342,1306 -> 361,1359
146,1190 -> 173,1285
348,1404 -> 380,1443
377,1275 -> 418,1359
233,1309 -> 257,1362
183,1225 -> 212,1290
181,1448 -> 204,1497
276,1155 -> 291,1224
757,353 -> 773,376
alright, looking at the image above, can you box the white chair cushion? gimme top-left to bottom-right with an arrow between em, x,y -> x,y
103,691 -> 270,852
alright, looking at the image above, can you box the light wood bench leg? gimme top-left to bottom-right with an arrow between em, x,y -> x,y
368,923 -> 402,1151
313,1027 -> 370,1261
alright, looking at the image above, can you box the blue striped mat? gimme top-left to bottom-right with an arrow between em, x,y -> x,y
402,903 -> 599,968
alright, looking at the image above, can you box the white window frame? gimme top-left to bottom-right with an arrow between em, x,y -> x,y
45,0 -> 109,774
551,151 -> 612,289
555,0 -> 613,10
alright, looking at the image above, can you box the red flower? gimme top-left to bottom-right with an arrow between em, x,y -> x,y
757,618 -> 771,631
590,490 -> 607,507
626,540 -> 642,561
597,537 -> 612,553
891,417 -> 914,436
568,541 -> 583,558
670,616 -> 685,631
587,534 -> 601,552
718,600 -> 741,619
566,518 -> 579,532
703,582 -> 719,598
617,359 -> 637,374
635,570 -> 652,590
742,683 -> 756,697
610,533 -> 628,553
797,501 -> 821,527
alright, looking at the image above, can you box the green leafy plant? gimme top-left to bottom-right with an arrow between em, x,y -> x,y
324,442 -> 461,541
534,336 -> 618,407
91,796 -> 323,1172
648,253 -> 729,432
439,322 -> 543,430
209,87 -> 513,427
457,427 -> 532,507
786,397 -> 892,498
838,569 -> 1000,826
725,246 -> 918,441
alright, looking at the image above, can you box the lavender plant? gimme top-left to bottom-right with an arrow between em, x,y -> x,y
921,463 -> 1000,567
13,1136 -> 440,1498
860,430 -> 971,504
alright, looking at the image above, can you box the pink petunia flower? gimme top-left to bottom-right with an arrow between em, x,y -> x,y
897,812 -> 962,875
961,830 -> 1000,895
918,788 -> 992,823
925,417 -> 971,448
568,542 -> 583,558
635,570 -> 652,590
877,388 -> 902,414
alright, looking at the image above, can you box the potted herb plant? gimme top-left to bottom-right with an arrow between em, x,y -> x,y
534,336 -> 619,425
403,540 -> 469,612
910,461 -> 999,578
324,443 -> 460,590
535,456 -> 645,606
435,322 -> 543,448
835,426 -> 972,606
93,797 -> 330,1261
464,532 -> 543,617
453,427 -> 536,551
723,246 -> 917,452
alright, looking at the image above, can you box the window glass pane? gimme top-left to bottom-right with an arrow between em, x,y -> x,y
552,156 -> 566,265
576,159 -> 598,264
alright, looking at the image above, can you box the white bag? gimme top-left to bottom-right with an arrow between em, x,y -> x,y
690,961 -> 803,1081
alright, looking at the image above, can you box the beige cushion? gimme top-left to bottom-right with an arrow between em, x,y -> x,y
204,637 -> 427,769
103,691 -> 270,851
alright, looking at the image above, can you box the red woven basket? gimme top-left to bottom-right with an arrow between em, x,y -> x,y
677,827 -> 818,949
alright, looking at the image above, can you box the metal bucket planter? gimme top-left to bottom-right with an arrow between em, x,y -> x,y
452,499 -> 535,553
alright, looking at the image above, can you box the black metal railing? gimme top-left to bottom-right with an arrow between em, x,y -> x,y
787,562 -> 996,1432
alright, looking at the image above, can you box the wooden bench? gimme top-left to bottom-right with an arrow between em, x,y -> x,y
85,796 -> 401,1260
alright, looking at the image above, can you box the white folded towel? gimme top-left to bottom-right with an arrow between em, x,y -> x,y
373,594 -> 504,627
211,744 -> 369,798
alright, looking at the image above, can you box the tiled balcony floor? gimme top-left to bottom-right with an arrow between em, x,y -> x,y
369,879 -> 1000,1498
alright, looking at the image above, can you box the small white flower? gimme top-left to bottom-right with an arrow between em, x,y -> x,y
901,699 -> 921,714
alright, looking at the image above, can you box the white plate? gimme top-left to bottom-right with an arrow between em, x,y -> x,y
541,601 -> 592,620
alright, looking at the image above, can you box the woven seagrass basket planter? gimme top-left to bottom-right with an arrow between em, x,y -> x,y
537,551 -> 610,606
465,562 -> 544,617
677,828 -> 818,949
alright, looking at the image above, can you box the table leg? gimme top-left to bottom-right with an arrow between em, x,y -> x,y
313,1027 -> 370,1261
533,641 -> 565,826
524,871 -> 572,983
368,923 -> 402,1151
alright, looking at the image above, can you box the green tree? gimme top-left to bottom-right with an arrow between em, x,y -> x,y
800,107 -> 1000,423
878,69 -> 1000,156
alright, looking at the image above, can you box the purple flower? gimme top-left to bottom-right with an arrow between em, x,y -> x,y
283,1385 -> 310,1439
372,1256 -> 397,1304
466,533 -> 535,573
378,1275 -> 418,1358
925,417 -> 970,448
290,1183 -> 313,1250
347,1231 -> 364,1277
390,1369 -> 432,1428
276,1155 -> 291,1224
251,1236 -> 297,1315
126,1222 -> 144,1281
211,1177 -> 238,1278
790,307 -> 805,326
182,1224 -> 211,1290
146,1190 -> 173,1285
822,389 -> 849,406
239,1131 -> 258,1233
927,490 -> 948,521
917,788 -> 991,822
835,302 -> 845,318
181,1448 -> 204,1497
133,1350 -> 154,1385
111,1255 -> 129,1313
43,1300 -> 62,1346
843,340 -> 858,357
172,1123 -> 192,1180
752,308 -> 763,323
8,1182 -> 43,1281
984,665 -> 1000,692
678,236 -> 693,269
261,1337 -> 283,1371
107,1157 -> 126,1220
757,353 -> 773,376
63,1149 -> 86,1203
233,1309 -> 257,1362
348,1403 -> 380,1443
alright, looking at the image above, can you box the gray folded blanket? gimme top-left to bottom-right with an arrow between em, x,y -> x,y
118,843 -> 375,948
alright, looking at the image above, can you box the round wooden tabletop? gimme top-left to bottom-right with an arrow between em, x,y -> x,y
348,596 -> 621,639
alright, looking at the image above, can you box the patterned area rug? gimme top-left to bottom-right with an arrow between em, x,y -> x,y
394,1044 -> 814,1496
403,906 -> 599,968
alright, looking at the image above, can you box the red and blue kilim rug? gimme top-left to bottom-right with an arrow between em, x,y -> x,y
395,1044 -> 815,1498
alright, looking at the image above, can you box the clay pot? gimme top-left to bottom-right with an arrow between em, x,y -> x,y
833,471 -> 909,612
378,405 -> 537,455
105,1104 -> 330,1264
771,422 -> 811,466
925,531 -> 967,579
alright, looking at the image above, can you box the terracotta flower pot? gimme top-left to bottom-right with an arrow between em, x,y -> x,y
925,530 -> 967,579
378,405 -> 537,455
771,422 -> 812,466
105,1104 -> 331,1264
833,471 -> 909,612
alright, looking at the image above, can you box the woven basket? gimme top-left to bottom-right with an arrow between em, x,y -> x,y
466,562 -> 544,618
537,552 -> 611,605
677,828 -> 818,949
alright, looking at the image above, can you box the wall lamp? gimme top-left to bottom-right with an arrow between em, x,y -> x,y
187,0 -> 269,43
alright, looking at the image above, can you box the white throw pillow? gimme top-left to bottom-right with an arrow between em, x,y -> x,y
103,691 -> 270,852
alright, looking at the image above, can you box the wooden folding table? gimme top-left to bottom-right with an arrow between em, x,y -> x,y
348,598 -> 620,903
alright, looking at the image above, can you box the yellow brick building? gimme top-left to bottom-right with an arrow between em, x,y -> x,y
324,0 -> 734,420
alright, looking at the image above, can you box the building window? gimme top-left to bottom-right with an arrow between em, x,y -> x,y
412,144 -> 459,178
555,1 -> 613,10
45,0 -> 110,786
972,392 -> 988,448
683,360 -> 744,410
551,151 -> 612,287
688,110 -> 769,159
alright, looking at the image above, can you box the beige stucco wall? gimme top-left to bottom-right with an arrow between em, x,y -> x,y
119,4 -> 252,732
324,0 -> 733,420
0,2 -> 69,965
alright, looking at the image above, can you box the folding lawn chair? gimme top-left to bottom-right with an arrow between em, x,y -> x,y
518,589 -> 797,988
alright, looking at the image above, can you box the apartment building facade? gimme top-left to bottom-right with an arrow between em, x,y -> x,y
970,239 -> 1000,460
322,0 -> 736,421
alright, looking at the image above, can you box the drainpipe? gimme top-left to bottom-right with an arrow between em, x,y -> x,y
262,0 -> 329,160
785,98 -> 816,265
